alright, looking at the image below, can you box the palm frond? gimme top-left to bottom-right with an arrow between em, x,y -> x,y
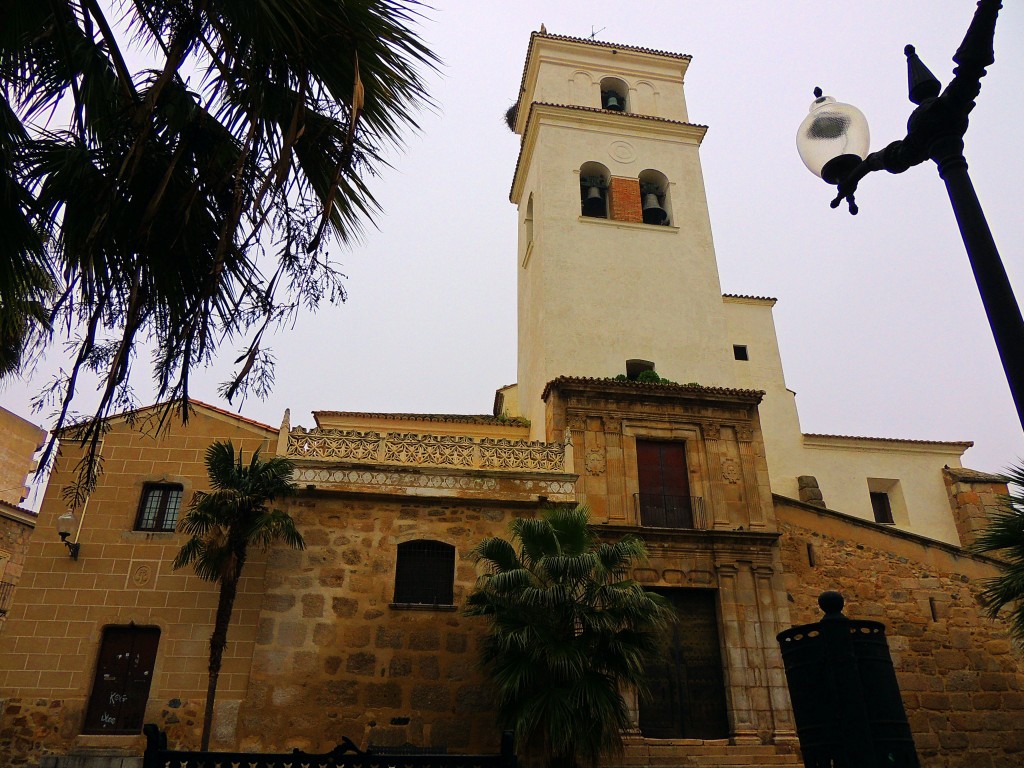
466,504 -> 670,766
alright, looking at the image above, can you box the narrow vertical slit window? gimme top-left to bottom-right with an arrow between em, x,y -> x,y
869,491 -> 894,524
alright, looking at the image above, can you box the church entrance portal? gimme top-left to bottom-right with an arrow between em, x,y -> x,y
639,588 -> 730,740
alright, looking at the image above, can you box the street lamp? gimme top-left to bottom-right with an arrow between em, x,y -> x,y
797,0 -> 1024,432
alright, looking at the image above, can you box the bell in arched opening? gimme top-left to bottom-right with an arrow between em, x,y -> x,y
602,90 -> 625,112
642,192 -> 667,224
582,184 -> 607,217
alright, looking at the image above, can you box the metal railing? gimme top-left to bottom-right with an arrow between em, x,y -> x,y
635,494 -> 707,529
0,581 -> 14,616
143,725 -> 516,768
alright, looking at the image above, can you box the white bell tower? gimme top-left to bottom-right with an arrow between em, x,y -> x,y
508,32 -> 737,435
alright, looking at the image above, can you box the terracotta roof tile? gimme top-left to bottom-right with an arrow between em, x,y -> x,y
515,32 -> 691,115
57,399 -> 276,435
804,433 -> 973,449
944,466 -> 1008,484
723,293 -> 778,303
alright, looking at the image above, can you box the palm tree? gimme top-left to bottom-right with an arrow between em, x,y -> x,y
466,505 -> 673,768
1,1 -> 437,488
173,440 -> 304,750
972,464 -> 1024,641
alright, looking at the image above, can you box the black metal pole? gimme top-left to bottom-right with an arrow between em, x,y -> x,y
932,137 -> 1024,431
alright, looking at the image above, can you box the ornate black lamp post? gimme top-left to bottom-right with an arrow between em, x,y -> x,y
777,592 -> 919,768
797,0 -> 1024,432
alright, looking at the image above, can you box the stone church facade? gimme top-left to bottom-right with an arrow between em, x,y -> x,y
1,30 -> 1023,768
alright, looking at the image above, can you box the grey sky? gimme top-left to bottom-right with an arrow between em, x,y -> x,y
2,0 -> 1022,476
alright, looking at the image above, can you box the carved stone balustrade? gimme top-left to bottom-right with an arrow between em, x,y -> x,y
287,427 -> 566,472
284,427 -> 578,504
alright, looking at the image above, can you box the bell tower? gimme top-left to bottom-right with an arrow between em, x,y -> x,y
509,32 -> 736,436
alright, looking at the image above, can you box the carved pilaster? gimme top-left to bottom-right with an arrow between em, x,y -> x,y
738,427 -> 766,528
715,563 -> 757,739
752,564 -> 796,741
703,423 -> 730,529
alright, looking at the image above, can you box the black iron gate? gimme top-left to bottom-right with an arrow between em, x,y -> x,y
143,725 -> 516,768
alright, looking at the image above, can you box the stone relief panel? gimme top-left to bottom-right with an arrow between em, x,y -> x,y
585,448 -> 606,475
383,433 -> 475,467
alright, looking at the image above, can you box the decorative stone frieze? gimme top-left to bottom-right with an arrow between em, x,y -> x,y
287,427 -> 565,473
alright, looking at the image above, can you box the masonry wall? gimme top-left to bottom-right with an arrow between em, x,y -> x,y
0,506 -> 36,632
776,497 -> 1024,768
0,409 -> 275,766
235,493 -> 523,755
0,407 -> 45,506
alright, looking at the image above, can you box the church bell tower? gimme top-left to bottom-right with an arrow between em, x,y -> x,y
509,32 -> 736,436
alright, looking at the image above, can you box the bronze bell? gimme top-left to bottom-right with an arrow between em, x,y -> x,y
642,192 -> 667,224
603,92 -> 625,112
582,185 -> 606,217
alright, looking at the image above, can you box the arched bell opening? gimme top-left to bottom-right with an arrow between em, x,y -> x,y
580,162 -> 610,219
600,77 -> 629,113
639,169 -> 671,225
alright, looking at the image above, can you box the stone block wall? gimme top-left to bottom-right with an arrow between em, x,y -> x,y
943,467 -> 1008,548
776,497 -> 1024,768
0,504 -> 36,631
0,407 -> 45,506
235,494 -> 525,754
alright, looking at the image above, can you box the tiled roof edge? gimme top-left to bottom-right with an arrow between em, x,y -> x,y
804,433 -> 973,449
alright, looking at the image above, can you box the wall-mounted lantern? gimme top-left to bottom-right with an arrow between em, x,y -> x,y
56,510 -> 81,560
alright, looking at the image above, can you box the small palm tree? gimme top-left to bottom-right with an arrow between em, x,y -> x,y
972,464 -> 1024,641
466,505 -> 673,768
174,440 -> 304,750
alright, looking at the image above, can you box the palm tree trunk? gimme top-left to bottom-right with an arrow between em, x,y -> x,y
200,559 -> 241,751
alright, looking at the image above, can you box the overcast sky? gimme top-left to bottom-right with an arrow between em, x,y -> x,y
3,0 -> 1023,480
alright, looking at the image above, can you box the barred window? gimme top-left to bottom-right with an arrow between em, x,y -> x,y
394,540 -> 455,606
135,483 -> 183,532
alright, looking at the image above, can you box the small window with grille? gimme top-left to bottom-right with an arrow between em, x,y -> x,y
393,540 -> 455,606
135,483 -> 183,532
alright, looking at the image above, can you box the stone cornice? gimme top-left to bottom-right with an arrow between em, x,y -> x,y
597,523 -> 780,556
292,462 -> 577,504
542,376 -> 764,408
510,103 -> 708,204
0,499 -> 36,528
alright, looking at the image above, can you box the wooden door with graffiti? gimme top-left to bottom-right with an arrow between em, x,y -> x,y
83,625 -> 160,733
639,589 -> 729,739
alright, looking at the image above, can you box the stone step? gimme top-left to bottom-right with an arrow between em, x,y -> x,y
612,742 -> 803,768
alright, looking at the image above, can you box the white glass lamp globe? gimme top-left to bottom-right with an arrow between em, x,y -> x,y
797,90 -> 870,184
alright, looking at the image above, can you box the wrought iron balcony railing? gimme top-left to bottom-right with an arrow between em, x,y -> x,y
635,494 -> 707,530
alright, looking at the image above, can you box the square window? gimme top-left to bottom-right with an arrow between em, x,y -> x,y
733,345 -> 749,361
135,483 -> 183,532
394,540 -> 455,606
